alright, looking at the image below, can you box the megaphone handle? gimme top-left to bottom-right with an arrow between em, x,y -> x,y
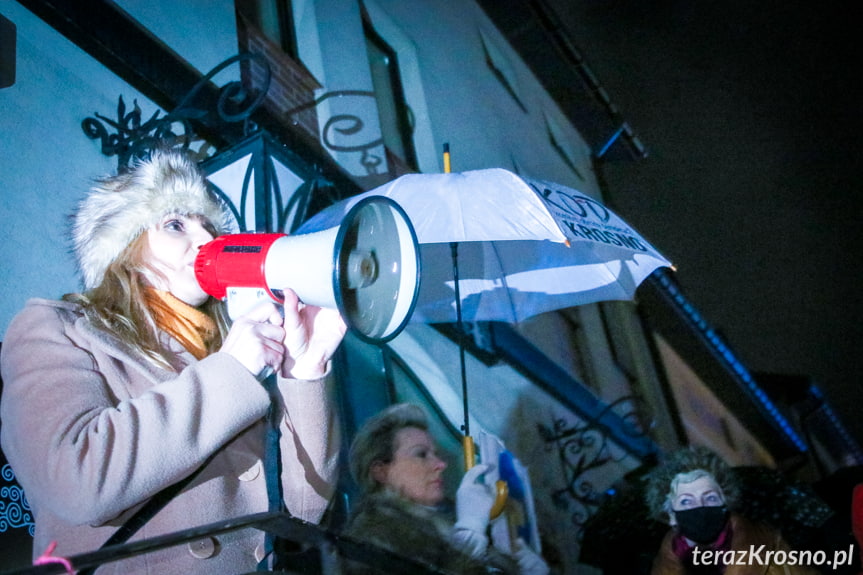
462,435 -> 508,519
223,287 -> 285,381
225,286 -> 276,321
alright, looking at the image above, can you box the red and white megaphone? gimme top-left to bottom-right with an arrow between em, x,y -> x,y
195,196 -> 421,344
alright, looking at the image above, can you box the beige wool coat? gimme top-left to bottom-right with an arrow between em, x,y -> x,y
0,298 -> 341,574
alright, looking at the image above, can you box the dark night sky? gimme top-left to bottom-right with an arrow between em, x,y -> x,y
547,2 -> 863,446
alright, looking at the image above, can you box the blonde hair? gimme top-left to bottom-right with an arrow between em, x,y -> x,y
63,231 -> 229,371
65,147 -> 236,369
349,403 -> 430,494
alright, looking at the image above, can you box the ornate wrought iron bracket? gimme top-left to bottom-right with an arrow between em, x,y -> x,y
286,89 -> 384,175
82,53 -> 272,170
539,394 -> 649,534
83,50 -> 415,180
286,89 -> 416,176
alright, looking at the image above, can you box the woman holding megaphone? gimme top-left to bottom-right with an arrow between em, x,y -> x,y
0,148 -> 347,574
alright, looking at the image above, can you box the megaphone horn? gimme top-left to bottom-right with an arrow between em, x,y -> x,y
195,196 -> 421,344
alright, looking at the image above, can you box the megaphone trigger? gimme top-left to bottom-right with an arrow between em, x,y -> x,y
222,287 -> 275,321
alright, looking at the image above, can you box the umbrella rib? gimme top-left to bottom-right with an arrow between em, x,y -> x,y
489,242 -> 518,323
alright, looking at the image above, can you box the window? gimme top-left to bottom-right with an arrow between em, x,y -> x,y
0,13 -> 15,89
478,27 -> 526,112
386,351 -> 465,493
544,110 -> 585,181
239,0 -> 298,58
363,17 -> 418,171
598,301 -> 638,382
556,308 -> 594,389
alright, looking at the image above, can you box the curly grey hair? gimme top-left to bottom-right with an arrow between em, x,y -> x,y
644,445 -> 739,523
349,403 -> 430,494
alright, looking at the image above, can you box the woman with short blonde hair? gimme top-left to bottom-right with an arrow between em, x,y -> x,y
344,402 -> 549,575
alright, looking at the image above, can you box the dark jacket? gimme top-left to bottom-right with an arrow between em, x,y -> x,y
342,490 -> 518,575
651,512 -> 821,575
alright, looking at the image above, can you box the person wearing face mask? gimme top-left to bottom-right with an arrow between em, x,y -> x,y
342,403 -> 549,575
645,446 -> 819,575
0,148 -> 347,574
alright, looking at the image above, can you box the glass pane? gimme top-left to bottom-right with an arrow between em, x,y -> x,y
241,0 -> 298,57
363,21 -> 417,169
389,357 -> 464,496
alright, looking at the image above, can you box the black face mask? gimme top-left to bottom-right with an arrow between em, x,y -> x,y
674,505 -> 729,544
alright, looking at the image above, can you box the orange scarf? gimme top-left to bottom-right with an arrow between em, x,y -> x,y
144,289 -> 216,360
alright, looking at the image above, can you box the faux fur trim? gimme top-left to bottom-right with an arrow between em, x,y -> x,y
72,149 -> 235,289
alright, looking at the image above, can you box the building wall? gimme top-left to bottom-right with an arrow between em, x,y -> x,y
356,0 -> 598,189
517,303 -> 685,454
114,0 -> 238,75
654,334 -> 775,466
0,2 -> 149,333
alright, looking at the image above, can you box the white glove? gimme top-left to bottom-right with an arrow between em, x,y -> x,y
514,538 -> 549,575
454,463 -> 496,534
451,527 -> 488,559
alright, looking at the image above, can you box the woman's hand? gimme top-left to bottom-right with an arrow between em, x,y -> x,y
220,301 -> 286,377
514,538 -> 549,575
280,289 -> 348,380
454,463 -> 496,534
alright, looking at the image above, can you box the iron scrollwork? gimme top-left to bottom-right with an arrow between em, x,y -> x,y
82,53 -> 272,170
286,90 -> 415,176
1,463 -> 34,537
539,394 -> 650,535
83,51 -> 413,178
287,90 -> 382,175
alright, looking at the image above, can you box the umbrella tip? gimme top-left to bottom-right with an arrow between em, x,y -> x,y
443,142 -> 451,174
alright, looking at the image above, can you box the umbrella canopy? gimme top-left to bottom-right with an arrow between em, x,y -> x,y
297,168 -> 672,323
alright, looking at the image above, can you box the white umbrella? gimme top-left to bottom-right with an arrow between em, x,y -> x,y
298,167 -> 672,519
296,167 -> 672,324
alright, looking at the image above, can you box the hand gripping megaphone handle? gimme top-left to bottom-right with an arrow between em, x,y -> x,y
462,435 -> 508,520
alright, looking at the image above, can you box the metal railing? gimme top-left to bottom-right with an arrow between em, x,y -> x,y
0,511 -> 452,575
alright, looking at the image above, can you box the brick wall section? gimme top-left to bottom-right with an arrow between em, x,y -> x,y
236,12 -> 321,140
234,11 -> 418,184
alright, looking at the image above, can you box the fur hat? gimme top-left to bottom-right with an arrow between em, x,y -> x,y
72,148 -> 235,289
